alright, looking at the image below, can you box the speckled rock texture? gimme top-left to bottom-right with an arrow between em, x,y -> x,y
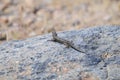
0,25 -> 120,80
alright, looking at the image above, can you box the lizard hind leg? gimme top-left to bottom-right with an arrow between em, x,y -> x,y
64,42 -> 70,48
64,40 -> 74,48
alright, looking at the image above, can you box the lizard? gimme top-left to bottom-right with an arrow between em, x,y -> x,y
51,28 -> 85,53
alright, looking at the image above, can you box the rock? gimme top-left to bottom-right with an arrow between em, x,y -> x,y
0,30 -> 7,41
0,16 -> 9,24
0,25 -> 120,80
0,0 -> 11,11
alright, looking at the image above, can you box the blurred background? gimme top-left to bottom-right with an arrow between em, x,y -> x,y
0,0 -> 120,43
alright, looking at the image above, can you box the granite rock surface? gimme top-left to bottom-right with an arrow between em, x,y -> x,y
0,25 -> 120,80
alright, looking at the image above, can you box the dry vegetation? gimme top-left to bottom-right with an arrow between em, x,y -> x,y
0,0 -> 120,43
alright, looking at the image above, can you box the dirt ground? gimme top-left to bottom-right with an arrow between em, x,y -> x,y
0,0 -> 120,43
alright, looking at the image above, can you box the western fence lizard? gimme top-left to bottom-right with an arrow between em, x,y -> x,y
51,28 -> 85,53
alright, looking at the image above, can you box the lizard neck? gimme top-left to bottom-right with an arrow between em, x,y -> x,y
52,28 -> 58,38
